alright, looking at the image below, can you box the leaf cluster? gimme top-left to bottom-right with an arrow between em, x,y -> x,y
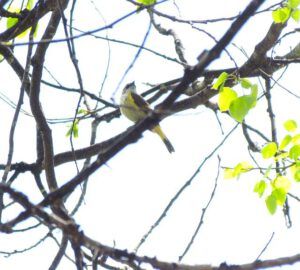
226,120 -> 300,215
213,72 -> 257,123
272,0 -> 300,23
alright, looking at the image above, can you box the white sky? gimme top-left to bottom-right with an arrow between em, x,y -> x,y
1,0 -> 300,269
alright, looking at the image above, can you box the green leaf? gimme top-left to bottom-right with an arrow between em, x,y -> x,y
26,0 -> 34,9
250,84 -> 258,106
137,0 -> 156,5
78,108 -> 88,115
229,95 -> 255,122
7,16 -> 18,29
284,119 -> 297,132
289,144 -> 300,160
261,142 -> 277,159
254,180 -> 267,197
294,169 -> 300,182
273,175 -> 291,193
66,119 -> 79,138
228,84 -> 257,122
272,7 -> 291,23
265,194 -> 277,214
212,72 -> 228,90
6,9 -> 30,39
292,134 -> 300,144
272,188 -> 287,206
279,134 -> 292,150
239,78 -> 252,89
291,9 -> 300,21
218,87 -> 237,112
288,0 -> 300,9
73,124 -> 79,138
224,168 -> 235,179
237,162 -> 253,173
290,163 -> 300,181
224,162 -> 252,179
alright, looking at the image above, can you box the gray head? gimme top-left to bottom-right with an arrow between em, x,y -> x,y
123,81 -> 136,94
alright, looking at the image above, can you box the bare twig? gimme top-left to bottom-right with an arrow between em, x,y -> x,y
256,232 -> 275,260
30,9 -> 64,192
179,157 -> 221,261
112,20 -> 152,97
49,234 -> 69,270
150,1 -> 284,25
1,183 -> 300,270
0,21 -> 36,222
135,125 -> 238,252
149,9 -> 187,64
0,231 -> 51,257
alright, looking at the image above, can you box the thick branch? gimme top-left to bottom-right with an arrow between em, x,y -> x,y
30,10 -> 63,191
239,22 -> 286,76
169,21 -> 287,114
1,183 -> 300,270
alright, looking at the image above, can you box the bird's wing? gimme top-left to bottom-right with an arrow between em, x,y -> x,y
130,92 -> 151,113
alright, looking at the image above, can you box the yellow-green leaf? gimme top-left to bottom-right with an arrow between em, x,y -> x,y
218,87 -> 237,112
288,0 -> 300,9
254,180 -> 267,197
66,119 -> 80,138
272,7 -> 291,23
261,142 -> 277,159
292,134 -> 300,144
265,194 -> 277,214
26,0 -> 34,9
7,16 -> 18,29
279,134 -> 292,150
273,175 -> 291,192
224,162 -> 252,179
272,188 -> 287,206
284,119 -> 297,132
6,9 -> 29,39
224,168 -> 236,179
294,169 -> 300,182
291,9 -> 300,21
290,162 -> 300,181
289,144 -> 300,160
212,72 -> 228,90
241,161 -> 253,170
240,78 -> 252,89
137,0 -> 156,5
229,96 -> 252,122
250,84 -> 258,107
228,84 -> 257,123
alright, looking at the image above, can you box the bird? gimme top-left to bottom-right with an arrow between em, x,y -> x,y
120,81 -> 175,153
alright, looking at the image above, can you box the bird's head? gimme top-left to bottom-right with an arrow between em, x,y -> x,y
123,81 -> 136,94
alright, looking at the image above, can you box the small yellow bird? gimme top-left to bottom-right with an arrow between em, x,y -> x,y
120,81 -> 175,153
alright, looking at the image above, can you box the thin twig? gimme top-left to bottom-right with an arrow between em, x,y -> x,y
256,232 -> 275,260
49,234 -> 69,270
0,231 -> 51,257
135,124 -> 238,252
112,20 -> 152,98
179,156 -> 221,261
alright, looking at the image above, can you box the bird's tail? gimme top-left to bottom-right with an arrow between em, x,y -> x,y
152,125 -> 175,153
